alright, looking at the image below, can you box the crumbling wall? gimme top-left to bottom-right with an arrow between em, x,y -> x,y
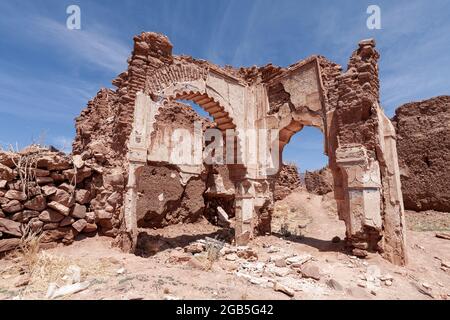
317,57 -> 342,113
392,96 -> 450,212
327,39 -> 407,264
72,88 -> 127,238
136,102 -> 212,228
327,40 -> 383,249
305,167 -> 333,195
135,164 -> 207,228
0,147 -> 98,253
73,88 -> 120,163
74,72 -> 240,231
72,34 -> 182,241
274,164 -> 302,201
111,33 -> 175,159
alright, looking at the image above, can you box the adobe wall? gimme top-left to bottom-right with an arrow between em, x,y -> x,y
274,164 -> 303,201
305,167 -> 333,195
392,96 -> 450,212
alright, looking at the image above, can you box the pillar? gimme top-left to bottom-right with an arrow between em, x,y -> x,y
336,145 -> 383,252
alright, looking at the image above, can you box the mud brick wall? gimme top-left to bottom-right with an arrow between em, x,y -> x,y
135,102 -> 212,228
393,96 -> 450,212
274,164 -> 302,201
305,167 -> 333,195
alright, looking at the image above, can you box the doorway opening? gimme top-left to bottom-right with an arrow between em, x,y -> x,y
134,99 -> 236,257
272,125 -> 345,251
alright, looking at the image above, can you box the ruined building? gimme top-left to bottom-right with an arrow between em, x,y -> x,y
1,33 -> 408,266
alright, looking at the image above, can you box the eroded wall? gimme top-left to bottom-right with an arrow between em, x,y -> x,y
393,96 -> 450,212
1,147 -> 97,252
274,164 -> 303,201
324,39 -> 407,264
305,167 -> 333,195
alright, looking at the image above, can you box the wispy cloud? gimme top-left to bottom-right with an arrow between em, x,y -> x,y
205,1 -> 239,65
377,1 -> 450,114
30,16 -> 130,73
0,1 -> 130,73
0,70 -> 97,122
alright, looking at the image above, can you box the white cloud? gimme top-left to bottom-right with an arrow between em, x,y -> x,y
0,1 -> 130,73
31,16 -> 130,72
0,71 -> 97,121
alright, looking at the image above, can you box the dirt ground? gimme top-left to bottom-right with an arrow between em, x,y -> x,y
1,190 -> 449,300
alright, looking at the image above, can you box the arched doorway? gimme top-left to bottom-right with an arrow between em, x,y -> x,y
282,126 -> 328,173
124,73 -> 248,251
273,121 -> 346,248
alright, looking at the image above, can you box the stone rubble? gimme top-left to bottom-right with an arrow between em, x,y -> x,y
166,238 -> 335,298
0,146 -> 116,251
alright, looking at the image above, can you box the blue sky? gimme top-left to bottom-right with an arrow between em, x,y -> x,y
0,0 -> 449,171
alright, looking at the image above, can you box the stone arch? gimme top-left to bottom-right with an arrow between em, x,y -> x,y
124,65 -> 249,250
165,89 -> 236,131
143,87 -> 245,174
144,63 -> 245,131
143,63 -> 248,165
278,117 -> 325,156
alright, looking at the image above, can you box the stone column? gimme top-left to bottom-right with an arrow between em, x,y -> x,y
377,109 -> 408,265
234,179 -> 255,246
336,145 -> 383,253
122,92 -> 155,252
234,178 -> 274,245
123,161 -> 144,252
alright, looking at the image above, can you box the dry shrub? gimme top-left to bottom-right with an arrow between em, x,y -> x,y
206,239 -> 222,262
8,144 -> 42,197
7,144 -> 76,198
1,229 -> 116,298
22,254 -> 116,297
203,238 -> 224,270
17,228 -> 43,273
1,226 -> 44,275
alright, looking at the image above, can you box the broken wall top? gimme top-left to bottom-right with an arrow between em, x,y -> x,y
73,32 -> 377,167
